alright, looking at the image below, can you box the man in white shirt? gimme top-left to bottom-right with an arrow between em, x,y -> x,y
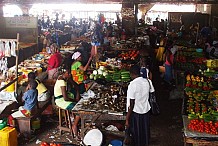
125,65 -> 155,146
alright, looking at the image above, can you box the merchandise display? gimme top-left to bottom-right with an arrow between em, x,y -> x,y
184,72 -> 218,134
175,45 -> 207,72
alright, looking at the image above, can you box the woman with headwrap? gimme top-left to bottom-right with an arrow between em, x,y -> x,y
71,51 -> 93,94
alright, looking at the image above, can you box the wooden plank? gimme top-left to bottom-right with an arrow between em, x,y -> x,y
185,137 -> 218,146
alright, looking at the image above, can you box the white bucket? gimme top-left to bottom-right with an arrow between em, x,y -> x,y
83,128 -> 103,146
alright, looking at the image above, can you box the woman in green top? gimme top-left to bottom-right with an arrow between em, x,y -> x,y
71,51 -> 93,94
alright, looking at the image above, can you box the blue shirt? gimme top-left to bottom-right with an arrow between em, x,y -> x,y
23,89 -> 38,110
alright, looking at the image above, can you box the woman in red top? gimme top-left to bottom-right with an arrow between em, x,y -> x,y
164,39 -> 177,85
47,43 -> 62,79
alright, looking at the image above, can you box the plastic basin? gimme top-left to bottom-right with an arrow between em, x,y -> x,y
196,48 -> 203,53
110,139 -> 123,146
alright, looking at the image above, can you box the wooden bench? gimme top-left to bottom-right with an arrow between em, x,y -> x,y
15,99 -> 51,136
15,78 -> 56,137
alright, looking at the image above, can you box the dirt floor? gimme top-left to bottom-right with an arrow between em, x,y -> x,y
18,65 -> 185,146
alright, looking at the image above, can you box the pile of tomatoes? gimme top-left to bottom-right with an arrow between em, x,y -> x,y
188,119 -> 218,135
40,142 -> 62,146
118,50 -> 139,60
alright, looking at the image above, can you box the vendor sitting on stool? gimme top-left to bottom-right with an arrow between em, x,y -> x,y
47,43 -> 62,79
28,72 -> 50,102
54,69 -> 81,138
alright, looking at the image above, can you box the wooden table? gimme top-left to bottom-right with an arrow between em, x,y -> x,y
183,115 -> 218,146
72,98 -> 126,138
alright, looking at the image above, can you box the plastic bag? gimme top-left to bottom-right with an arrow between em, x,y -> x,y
4,41 -> 11,57
0,41 -> 5,58
149,92 -> 160,115
11,41 -> 16,57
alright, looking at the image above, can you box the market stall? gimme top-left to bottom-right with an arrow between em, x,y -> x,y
70,38 -> 143,139
182,69 -> 218,144
5,51 -> 54,134
174,42 -> 207,86
0,37 -> 54,132
0,34 -> 20,121
183,115 -> 218,146
176,42 -> 218,145
72,82 -> 127,138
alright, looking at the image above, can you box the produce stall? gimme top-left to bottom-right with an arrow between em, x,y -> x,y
183,115 -> 218,146
61,32 -> 152,142
72,82 -> 127,138
170,40 -> 218,145
102,42 -> 140,68
182,60 -> 218,145
174,44 -> 207,85
71,38 -> 146,139
175,45 -> 207,73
